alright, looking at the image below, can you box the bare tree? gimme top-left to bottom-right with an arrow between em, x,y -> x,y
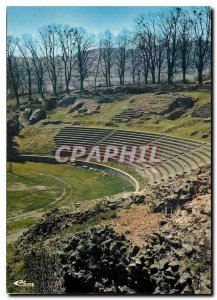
156,38 -> 166,83
17,36 -> 35,101
6,7 -> 212,94
128,34 -> 138,85
159,8 -> 182,83
7,36 -> 21,105
24,34 -> 45,99
191,7 -> 211,84
57,25 -> 76,93
38,25 -> 61,96
100,31 -> 114,86
177,10 -> 193,83
94,40 -> 102,90
116,31 -> 129,85
73,27 -> 95,91
136,17 -> 159,84
136,33 -> 150,84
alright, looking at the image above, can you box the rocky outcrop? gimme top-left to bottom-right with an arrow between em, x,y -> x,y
17,194 -> 145,249
42,97 -> 57,110
147,168 -> 211,214
165,108 -> 187,120
23,227 -> 155,294
160,95 -> 195,120
78,108 -> 88,114
16,167 -> 211,295
191,103 -> 211,118
7,116 -> 22,135
57,96 -> 77,107
29,109 -> 46,124
22,195 -> 211,294
21,108 -> 32,121
142,193 -> 211,294
68,102 -> 84,113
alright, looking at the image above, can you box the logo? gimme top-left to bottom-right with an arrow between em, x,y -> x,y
55,144 -> 161,164
14,280 -> 34,287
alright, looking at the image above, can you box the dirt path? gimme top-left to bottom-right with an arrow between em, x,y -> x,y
7,173 -> 72,243
7,173 -> 71,243
8,173 -> 69,222
7,229 -> 27,244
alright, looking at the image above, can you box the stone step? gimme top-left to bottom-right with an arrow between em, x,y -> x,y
55,134 -> 106,141
161,138 -> 204,149
168,158 -> 186,175
162,136 -> 206,147
100,137 -> 157,145
53,127 -> 211,185
155,140 -> 196,151
140,165 -> 161,185
180,153 -> 203,170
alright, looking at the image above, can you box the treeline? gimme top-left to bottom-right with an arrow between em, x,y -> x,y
7,7 -> 211,104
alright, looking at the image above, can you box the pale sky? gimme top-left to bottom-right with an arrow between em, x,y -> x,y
7,6 -> 197,37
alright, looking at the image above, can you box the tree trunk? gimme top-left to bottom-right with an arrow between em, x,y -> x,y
108,75 -> 111,87
15,93 -> 20,106
168,71 -> 173,84
9,161 -> 13,173
158,70 -> 161,84
182,70 -> 186,84
66,83 -> 70,94
8,62 -> 20,105
132,73 -> 135,85
40,85 -> 45,99
119,76 -> 122,86
152,71 -> 155,84
137,73 -> 141,85
182,52 -> 187,84
53,79 -> 58,96
80,78 -> 84,91
198,70 -> 203,84
28,72 -> 32,101
144,73 -> 148,84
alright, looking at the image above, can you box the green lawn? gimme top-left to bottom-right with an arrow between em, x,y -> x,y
7,218 -> 36,233
7,243 -> 35,294
7,162 -> 134,219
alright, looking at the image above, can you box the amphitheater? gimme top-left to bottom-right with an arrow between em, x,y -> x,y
7,88 -> 212,295
54,126 -> 211,186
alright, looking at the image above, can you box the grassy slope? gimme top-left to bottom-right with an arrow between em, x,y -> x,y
14,90 -> 211,157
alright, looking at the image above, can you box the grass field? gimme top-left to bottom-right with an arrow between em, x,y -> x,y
7,162 -> 134,233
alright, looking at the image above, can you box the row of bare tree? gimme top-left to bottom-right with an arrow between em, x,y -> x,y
7,7 -> 211,105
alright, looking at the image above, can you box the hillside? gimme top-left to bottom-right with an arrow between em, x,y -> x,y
7,83 -> 212,295
9,86 -> 211,157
